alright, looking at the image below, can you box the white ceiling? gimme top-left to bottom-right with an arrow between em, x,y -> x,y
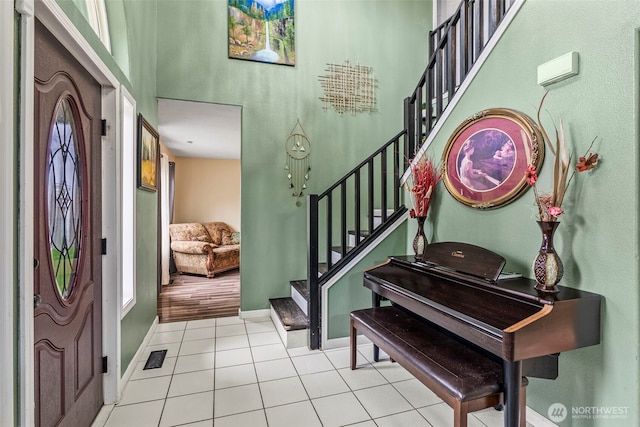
157,98 -> 241,159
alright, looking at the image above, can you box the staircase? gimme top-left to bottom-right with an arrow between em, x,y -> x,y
270,0 -> 521,350
270,209 -> 393,348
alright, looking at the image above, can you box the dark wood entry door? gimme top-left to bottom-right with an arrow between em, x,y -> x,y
33,19 -> 103,427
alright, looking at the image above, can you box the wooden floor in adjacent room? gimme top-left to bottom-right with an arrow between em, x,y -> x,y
157,269 -> 240,323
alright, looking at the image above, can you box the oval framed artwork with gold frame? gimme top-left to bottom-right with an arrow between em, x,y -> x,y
442,108 -> 544,209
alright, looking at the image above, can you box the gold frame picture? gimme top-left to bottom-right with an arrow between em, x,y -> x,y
137,114 -> 159,192
442,108 -> 544,209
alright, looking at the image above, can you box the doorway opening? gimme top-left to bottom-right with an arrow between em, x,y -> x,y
157,99 -> 242,323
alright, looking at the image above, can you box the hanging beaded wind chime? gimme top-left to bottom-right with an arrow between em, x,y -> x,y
284,119 -> 311,206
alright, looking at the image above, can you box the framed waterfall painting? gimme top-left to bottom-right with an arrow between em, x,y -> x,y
228,0 -> 295,66
442,108 -> 545,209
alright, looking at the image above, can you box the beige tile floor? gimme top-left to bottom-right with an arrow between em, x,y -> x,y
93,316 -> 534,427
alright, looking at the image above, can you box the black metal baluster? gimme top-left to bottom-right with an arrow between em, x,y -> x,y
355,170 -> 361,249
340,181 -> 347,259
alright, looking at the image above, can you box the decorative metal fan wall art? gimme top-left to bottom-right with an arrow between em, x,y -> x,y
285,119 -> 311,206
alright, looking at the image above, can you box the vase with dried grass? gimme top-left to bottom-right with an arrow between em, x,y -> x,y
405,154 -> 441,260
525,93 -> 599,293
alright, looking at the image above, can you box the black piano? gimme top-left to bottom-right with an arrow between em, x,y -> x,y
363,242 -> 603,427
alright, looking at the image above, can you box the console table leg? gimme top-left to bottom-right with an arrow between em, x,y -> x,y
504,361 -> 522,427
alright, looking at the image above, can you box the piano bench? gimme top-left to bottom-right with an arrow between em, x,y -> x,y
350,306 -> 527,427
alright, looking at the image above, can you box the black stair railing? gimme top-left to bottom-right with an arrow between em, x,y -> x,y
307,131 -> 409,349
406,0 -> 515,156
307,0 -> 516,350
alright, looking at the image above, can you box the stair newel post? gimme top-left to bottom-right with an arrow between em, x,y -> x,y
307,194 -> 321,350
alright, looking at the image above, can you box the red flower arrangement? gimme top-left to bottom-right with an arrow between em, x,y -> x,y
405,154 -> 441,218
525,93 -> 599,222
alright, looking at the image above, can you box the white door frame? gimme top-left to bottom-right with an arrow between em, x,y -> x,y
0,1 -> 16,426
15,0 -> 124,424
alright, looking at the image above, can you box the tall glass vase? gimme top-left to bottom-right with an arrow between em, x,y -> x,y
532,220 -> 564,293
413,216 -> 428,261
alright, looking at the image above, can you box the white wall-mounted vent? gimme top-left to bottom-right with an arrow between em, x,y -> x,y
537,51 -> 579,86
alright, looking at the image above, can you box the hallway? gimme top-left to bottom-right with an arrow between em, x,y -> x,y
92,315 -> 523,427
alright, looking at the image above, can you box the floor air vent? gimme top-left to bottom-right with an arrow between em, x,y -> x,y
143,350 -> 167,370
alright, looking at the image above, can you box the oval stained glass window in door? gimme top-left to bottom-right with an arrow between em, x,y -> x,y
47,97 -> 83,300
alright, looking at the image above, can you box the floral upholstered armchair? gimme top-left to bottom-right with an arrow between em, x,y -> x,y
169,222 -> 240,278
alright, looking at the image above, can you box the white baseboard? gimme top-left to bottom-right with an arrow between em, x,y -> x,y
91,404 -> 114,427
119,316 -> 159,397
93,317 -> 159,426
324,332 -> 383,351
323,336 -> 350,350
239,308 -> 271,319
323,334 -> 371,350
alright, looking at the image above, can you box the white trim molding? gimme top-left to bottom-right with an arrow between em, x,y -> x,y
120,88 -> 137,319
101,84 -> 121,404
239,308 -> 271,319
119,317 -> 159,396
16,0 -> 35,16
0,2 -> 16,426
85,0 -> 111,52
17,2 -> 36,425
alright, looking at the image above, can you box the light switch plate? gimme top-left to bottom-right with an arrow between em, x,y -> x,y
537,51 -> 579,86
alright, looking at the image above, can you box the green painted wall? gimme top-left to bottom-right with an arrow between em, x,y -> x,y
57,0 -> 130,88
327,222 -> 408,339
69,0 -> 88,18
156,0 -> 432,315
420,1 -> 639,424
117,0 -> 160,374
105,0 -> 131,78
57,0 -> 160,374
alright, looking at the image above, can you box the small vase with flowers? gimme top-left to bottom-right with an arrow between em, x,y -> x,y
405,154 -> 441,260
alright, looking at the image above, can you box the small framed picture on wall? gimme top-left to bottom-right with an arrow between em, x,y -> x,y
137,113 -> 159,192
